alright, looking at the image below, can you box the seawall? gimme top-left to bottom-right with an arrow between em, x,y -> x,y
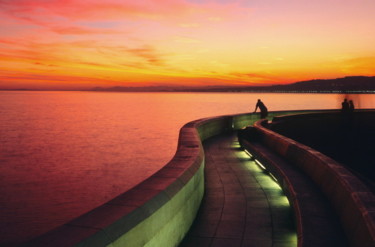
25,109 -> 371,247
243,111 -> 375,247
25,111 -> 274,247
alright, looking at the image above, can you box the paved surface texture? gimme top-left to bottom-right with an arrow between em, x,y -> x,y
180,133 -> 297,247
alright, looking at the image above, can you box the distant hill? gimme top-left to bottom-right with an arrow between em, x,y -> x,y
92,76 -> 375,93
265,76 -> 375,93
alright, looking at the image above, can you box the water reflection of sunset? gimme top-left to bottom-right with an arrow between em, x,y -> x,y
1,0 -> 375,89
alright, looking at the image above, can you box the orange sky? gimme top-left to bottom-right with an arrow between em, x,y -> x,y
1,0 -> 375,89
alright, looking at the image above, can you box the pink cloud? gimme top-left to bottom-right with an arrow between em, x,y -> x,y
0,0 -> 177,20
0,0 -> 255,88
0,0 -> 250,51
0,0 -> 247,22
50,26 -> 120,35
0,35 -> 166,72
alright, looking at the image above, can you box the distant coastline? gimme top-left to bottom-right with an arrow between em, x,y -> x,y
2,76 -> 375,93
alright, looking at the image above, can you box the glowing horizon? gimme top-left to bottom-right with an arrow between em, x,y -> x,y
1,0 -> 375,89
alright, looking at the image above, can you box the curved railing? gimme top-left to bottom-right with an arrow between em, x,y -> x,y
251,112 -> 375,247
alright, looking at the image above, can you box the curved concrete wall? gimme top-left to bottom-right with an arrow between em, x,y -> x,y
26,112 -> 268,247
26,109 -> 354,247
252,114 -> 375,247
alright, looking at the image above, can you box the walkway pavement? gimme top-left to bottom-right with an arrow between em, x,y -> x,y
180,133 -> 297,247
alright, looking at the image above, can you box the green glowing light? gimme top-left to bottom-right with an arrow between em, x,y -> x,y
236,146 -> 297,247
237,151 -> 251,160
255,159 -> 266,170
244,149 -> 253,158
271,195 -> 291,207
269,172 -> 278,183
284,232 -> 298,245
258,176 -> 281,190
243,160 -> 262,172
231,143 -> 242,149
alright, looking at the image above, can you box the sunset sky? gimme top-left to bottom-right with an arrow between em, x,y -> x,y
1,0 -> 375,89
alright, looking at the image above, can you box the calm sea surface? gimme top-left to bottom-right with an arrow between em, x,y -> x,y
1,91 -> 374,244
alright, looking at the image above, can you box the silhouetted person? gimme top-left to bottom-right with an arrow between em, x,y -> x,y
253,99 -> 268,118
341,99 -> 349,113
349,100 -> 355,112
340,98 -> 353,131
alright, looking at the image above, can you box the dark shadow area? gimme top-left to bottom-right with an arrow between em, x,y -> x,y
269,111 -> 375,191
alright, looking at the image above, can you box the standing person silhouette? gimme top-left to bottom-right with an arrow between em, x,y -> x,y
349,100 -> 355,112
253,99 -> 268,119
341,99 -> 349,113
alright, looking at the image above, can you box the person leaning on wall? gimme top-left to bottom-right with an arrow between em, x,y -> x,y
253,99 -> 268,119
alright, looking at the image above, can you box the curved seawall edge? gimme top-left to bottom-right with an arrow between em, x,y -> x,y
24,112 -> 267,247
24,109 -> 368,247
249,111 -> 375,247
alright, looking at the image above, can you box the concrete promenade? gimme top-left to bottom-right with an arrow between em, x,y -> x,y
180,133 -> 296,247
22,111 -> 374,247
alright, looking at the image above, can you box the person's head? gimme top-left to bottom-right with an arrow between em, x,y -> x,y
257,99 -> 261,102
